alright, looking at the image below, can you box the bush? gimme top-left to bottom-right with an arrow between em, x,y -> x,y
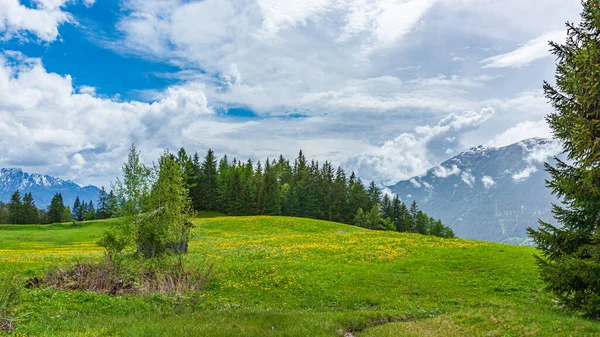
31,260 -> 213,296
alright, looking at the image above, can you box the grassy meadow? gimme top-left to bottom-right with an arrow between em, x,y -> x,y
1,215 -> 599,336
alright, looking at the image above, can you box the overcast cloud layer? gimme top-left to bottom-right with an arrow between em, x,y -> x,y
0,0 -> 581,187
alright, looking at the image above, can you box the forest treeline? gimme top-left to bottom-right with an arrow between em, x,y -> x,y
0,148 -> 453,238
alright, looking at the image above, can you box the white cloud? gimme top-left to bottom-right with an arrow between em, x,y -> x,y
512,165 -> 537,182
461,171 -> 475,187
486,119 -> 552,148
433,164 -> 461,178
521,138 -> 562,164
481,30 -> 565,68
344,107 -> 493,185
481,175 -> 495,189
82,0 -> 96,8
0,52 -> 214,186
409,178 -> 421,188
0,0 -> 75,42
71,153 -> 86,169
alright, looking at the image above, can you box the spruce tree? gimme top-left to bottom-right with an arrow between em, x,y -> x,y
72,196 -> 83,221
330,167 -> 348,223
97,187 -> 109,219
527,1 -> 600,317
47,193 -> 65,224
200,149 -> 218,211
263,159 -> 281,215
23,192 -> 38,224
367,181 -> 382,210
8,190 -> 23,224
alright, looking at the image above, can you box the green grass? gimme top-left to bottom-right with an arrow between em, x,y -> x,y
0,216 -> 599,336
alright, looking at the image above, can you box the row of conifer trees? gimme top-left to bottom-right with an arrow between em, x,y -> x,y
174,147 -> 453,237
0,146 -> 453,238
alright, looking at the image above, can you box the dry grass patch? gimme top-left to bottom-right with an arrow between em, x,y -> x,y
28,261 -> 213,296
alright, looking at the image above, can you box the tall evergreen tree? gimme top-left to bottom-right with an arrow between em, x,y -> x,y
72,196 -> 83,221
23,192 -> 38,224
8,190 -> 23,224
84,200 -> 95,220
263,159 -> 281,215
527,1 -> 600,317
330,167 -> 348,223
199,149 -> 218,211
367,181 -> 382,210
189,152 -> 203,211
47,193 -> 65,224
216,155 -> 230,213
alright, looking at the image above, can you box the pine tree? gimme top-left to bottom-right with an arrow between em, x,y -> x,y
189,152 -> 203,210
527,1 -> 600,317
200,149 -> 218,211
348,176 -> 369,223
409,201 -> 419,233
367,181 -> 382,210
47,193 -> 65,224
8,190 -> 23,224
72,196 -> 83,221
84,200 -> 95,220
381,194 -> 392,221
216,155 -> 230,213
23,192 -> 38,224
97,187 -> 109,219
330,167 -> 348,223
263,159 -> 281,215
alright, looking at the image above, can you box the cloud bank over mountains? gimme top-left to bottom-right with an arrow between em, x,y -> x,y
0,0 -> 581,186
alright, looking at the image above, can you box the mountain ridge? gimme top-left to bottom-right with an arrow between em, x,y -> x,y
388,137 -> 560,244
0,168 -> 101,209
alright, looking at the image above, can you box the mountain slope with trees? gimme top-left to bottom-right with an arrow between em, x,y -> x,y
0,168 -> 100,209
388,138 -> 559,244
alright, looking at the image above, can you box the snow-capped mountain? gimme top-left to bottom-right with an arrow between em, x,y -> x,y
388,138 -> 561,244
0,168 -> 100,209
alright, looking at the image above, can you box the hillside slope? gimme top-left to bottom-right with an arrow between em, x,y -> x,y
0,168 -> 100,208
389,138 -> 560,244
1,216 -> 599,336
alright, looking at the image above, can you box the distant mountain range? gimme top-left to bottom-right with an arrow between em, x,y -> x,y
388,138 -> 561,245
0,168 -> 100,209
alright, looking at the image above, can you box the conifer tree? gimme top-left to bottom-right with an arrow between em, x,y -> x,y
84,200 -> 95,220
367,181 -> 382,210
200,149 -> 218,211
189,152 -> 203,210
72,196 -> 83,221
263,159 -> 281,215
47,193 -> 65,224
330,167 -> 348,223
216,155 -> 230,213
8,190 -> 23,224
527,1 -> 600,317
23,192 -> 38,224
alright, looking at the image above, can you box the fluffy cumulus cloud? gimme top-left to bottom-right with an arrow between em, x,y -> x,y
481,175 -> 495,189
433,164 -> 461,178
461,171 -> 475,187
0,52 -> 213,185
344,108 -> 494,184
512,166 -> 538,182
0,0 -> 586,187
0,0 -> 80,41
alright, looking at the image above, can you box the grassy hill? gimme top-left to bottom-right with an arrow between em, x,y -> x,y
1,216 -> 599,336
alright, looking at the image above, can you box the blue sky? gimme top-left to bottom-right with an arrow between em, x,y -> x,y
0,0 -> 582,187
